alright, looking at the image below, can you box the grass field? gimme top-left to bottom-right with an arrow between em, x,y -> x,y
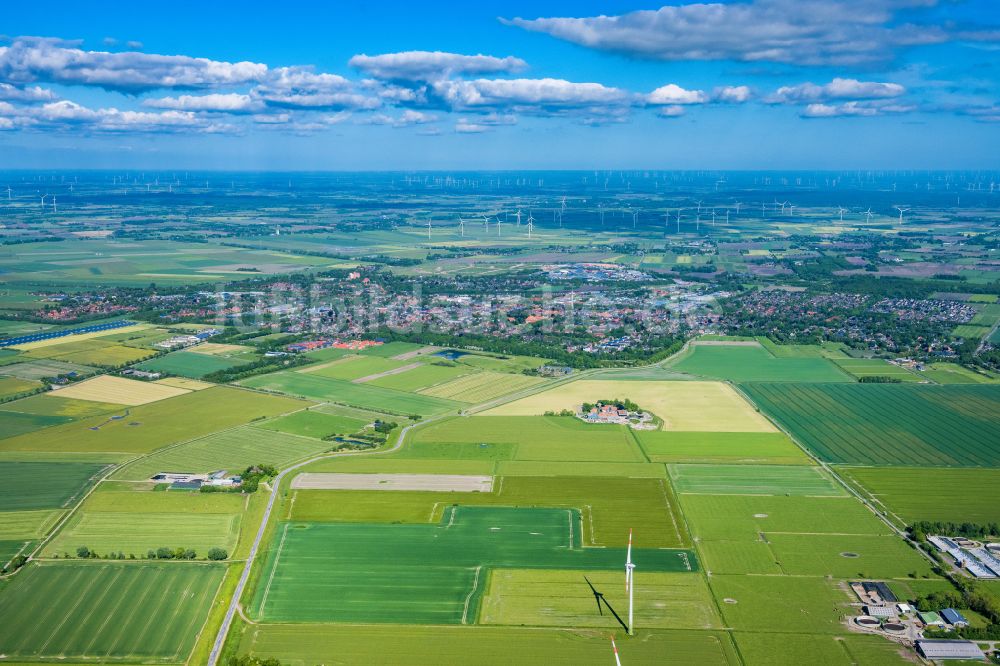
668,464 -> 844,496
0,461 -> 108,509
238,625 -> 740,666
0,411 -> 74,438
137,350 -> 251,378
482,380 -> 776,432
733,632 -> 914,666
250,507 -> 695,624
0,376 -> 43,398
357,341 -> 427,358
45,489 -> 244,556
1,393 -> 123,417
920,362 -> 999,384
112,425 -> 331,480
412,416 -> 646,462
479,569 -> 721,629
709,575 -> 852,634
368,362 -> 475,392
0,358 -> 98,380
742,383 -> 1000,466
0,509 -> 62,539
0,387 -> 309,453
635,431 -> 811,465
50,375 -> 189,405
306,355 -> 411,381
258,410 -> 368,438
842,466 -> 1000,525
832,358 -> 921,382
287,475 -> 688,548
240,371 -> 460,416
0,561 -> 223,662
667,344 -> 852,383
765,533 -> 934,577
419,371 -> 547,402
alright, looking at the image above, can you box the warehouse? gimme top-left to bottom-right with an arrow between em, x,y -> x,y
916,640 -> 984,661
940,608 -> 969,628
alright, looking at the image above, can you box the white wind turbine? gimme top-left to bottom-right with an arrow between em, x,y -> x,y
895,206 -> 910,223
526,211 -> 535,238
6,186 -> 11,201
426,218 -> 432,239
496,216 -> 502,238
52,196 -> 56,213
837,206 -> 848,222
625,529 -> 635,635
734,201 -> 743,215
676,209 -> 682,234
40,193 -> 47,208
863,208 -> 875,222
695,200 -> 703,214
458,216 -> 465,237
631,209 -> 638,228
514,209 -> 522,227
482,215 -> 489,230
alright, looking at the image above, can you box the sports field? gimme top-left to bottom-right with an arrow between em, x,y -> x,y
0,562 -> 223,662
250,507 -> 696,624
742,383 -> 1000,465
50,374 -> 189,405
0,461 -> 108,509
667,343 -> 852,383
112,425 -> 331,480
240,371 -> 461,416
636,431 -> 810,465
482,380 -> 776,432
0,387 -> 308,454
420,371 -> 546,402
668,464 -> 845,496
842,466 -> 1000,525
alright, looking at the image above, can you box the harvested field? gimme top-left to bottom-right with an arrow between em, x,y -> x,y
49,375 -> 189,405
291,472 -> 493,492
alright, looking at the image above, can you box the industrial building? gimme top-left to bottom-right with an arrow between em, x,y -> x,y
940,608 -> 970,628
916,640 -> 985,661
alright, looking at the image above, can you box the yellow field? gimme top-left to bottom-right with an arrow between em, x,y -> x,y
9,325 -> 151,351
189,343 -> 252,355
48,375 -> 190,406
155,377 -> 214,390
481,380 -> 776,432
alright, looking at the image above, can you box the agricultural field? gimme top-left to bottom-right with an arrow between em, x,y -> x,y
667,343 -> 852,383
250,507 -> 695,624
305,355 -> 412,381
0,393 -> 124,417
136,350 -> 251,378
733,632 -> 914,666
635,431 -> 811,465
831,358 -> 922,382
257,409 -> 368,439
919,362 -> 999,384
709,575 -> 854,634
668,464 -> 844,496
0,460 -> 109,509
842,466 -> 1000,525
764,533 -> 935,578
0,410 -> 74,438
367,361 -> 475,392
44,489 -> 244,556
0,508 -> 63,539
49,374 -> 189,405
112,425 -> 331,481
240,371 -> 461,416
0,358 -> 98,380
0,376 -> 43,398
419,370 -> 546,402
0,386 -> 309,453
742,383 -> 1000,466
483,380 -> 776,432
0,561 -> 224,662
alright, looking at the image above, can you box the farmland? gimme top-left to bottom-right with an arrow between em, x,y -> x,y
667,464 -> 844,496
420,371 -> 547,402
0,562 -> 224,661
0,460 -> 108,509
635,431 -> 810,465
742,383 -> 1000,466
49,374 -> 190,405
667,343 -> 852,383
136,350 -> 251,378
257,409 -> 368,438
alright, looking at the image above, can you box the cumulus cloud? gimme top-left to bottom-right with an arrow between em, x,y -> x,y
502,0 -> 997,67
252,66 -> 378,111
647,84 -> 707,105
0,82 -> 56,102
453,112 -> 517,133
769,78 -> 905,103
363,109 -> 438,127
657,105 -> 687,117
9,99 -> 234,132
455,120 -> 490,133
801,100 -> 914,118
713,85 -> 752,103
0,37 -> 267,92
144,93 -> 260,113
432,77 -> 628,110
349,51 -> 526,81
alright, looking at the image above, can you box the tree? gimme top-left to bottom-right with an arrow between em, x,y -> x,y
76,545 -> 91,558
208,547 -> 228,561
156,547 -> 173,559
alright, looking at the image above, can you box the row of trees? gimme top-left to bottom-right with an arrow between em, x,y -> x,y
67,545 -> 228,560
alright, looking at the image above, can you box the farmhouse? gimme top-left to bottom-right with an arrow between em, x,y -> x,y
578,400 -> 654,429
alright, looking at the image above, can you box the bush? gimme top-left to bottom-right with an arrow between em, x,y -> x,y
76,545 -> 91,558
208,547 -> 228,560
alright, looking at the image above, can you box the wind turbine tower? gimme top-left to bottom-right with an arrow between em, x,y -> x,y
626,529 -> 635,635
526,211 -> 535,238
837,207 -> 847,222
895,206 -> 910,223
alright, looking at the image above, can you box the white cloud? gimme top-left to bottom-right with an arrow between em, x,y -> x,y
647,84 -> 707,105
0,82 -> 55,102
769,78 -> 906,103
14,99 -> 234,132
801,100 -> 914,118
433,77 -> 628,110
657,105 -> 687,117
455,120 -> 489,133
713,85 -> 752,103
349,51 -> 526,81
363,109 -> 438,127
144,93 -> 260,112
0,37 -> 267,92
453,112 -> 517,133
501,0 -> 985,67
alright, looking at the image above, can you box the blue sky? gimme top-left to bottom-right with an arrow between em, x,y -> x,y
1,0 -> 999,170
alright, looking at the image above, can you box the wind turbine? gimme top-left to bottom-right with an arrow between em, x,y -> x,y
482,214 -> 489,230
599,205 -> 605,226
676,209 -> 682,234
788,204 -> 797,216
6,186 -> 11,201
626,529 -> 635,635
52,196 -> 56,213
427,218 -> 432,240
496,216 -> 502,238
734,201 -> 742,215
863,208 -> 874,222
40,193 -> 47,208
514,209 -> 522,227
695,200 -> 703,214
526,211 -> 535,238
458,216 -> 465,237
837,206 -> 847,222
631,209 -> 638,229
894,206 -> 910,223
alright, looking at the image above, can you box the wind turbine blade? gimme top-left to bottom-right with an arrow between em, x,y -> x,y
611,637 -> 622,666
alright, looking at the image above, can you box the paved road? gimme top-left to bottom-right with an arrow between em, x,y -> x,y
206,416 -> 433,665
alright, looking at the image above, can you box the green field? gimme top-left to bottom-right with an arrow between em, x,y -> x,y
832,358 -> 921,382
0,387 -> 309,453
0,358 -> 98,380
0,509 -> 62,539
357,341 -> 427,357
733,632 -> 914,666
0,562 -> 223,661
920,362 -> 999,384
710,575 -> 853,634
668,344 -> 852,383
742,383 -> 1000,466
137,350 -> 250,378
0,376 -> 43,398
0,461 -> 108,509
308,355 -> 413,381
287,475 -> 688,548
668,464 -> 845,496
419,371 -> 546,402
112,425 -> 331,481
636,431 -> 810,465
250,507 -> 696,624
765,533 -> 935,577
1,393 -> 124,417
240,371 -> 460,416
258,409 -> 368,438
412,416 -> 646,462
239,625 -> 740,666
368,362 -> 475,392
842,466 -> 1000,525
0,411 -> 74,439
